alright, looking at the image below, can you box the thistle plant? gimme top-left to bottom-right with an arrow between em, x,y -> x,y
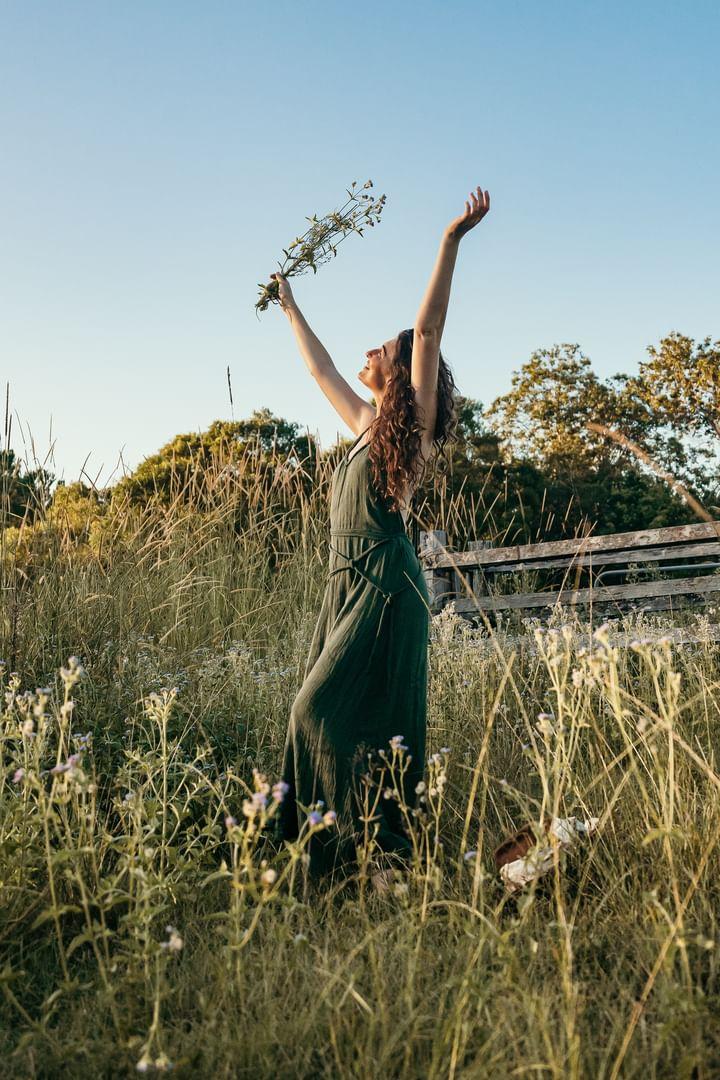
255,179 -> 387,315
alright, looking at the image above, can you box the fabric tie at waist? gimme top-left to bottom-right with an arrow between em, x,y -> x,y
327,532 -> 425,688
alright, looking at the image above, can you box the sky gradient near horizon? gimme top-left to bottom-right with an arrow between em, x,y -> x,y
2,0 -> 718,486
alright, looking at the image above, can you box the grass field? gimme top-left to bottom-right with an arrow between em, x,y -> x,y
2,447 -> 720,1078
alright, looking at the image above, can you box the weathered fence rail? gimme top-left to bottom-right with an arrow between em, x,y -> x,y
419,521 -> 720,619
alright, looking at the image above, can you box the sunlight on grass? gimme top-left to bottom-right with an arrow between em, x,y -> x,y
2,438 -> 719,1076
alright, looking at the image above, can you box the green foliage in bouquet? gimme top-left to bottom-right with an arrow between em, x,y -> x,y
255,179 -> 387,315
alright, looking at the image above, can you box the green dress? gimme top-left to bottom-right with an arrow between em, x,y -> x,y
278,425 -> 431,878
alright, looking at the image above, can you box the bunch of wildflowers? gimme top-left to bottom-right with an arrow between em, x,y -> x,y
255,179 -> 387,314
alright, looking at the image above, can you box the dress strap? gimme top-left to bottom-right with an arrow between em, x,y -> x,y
343,424 -> 373,462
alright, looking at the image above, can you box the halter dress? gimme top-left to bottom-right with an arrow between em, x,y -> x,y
277,425 -> 431,878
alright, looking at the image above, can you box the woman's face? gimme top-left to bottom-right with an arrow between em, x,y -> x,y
359,336 -> 397,393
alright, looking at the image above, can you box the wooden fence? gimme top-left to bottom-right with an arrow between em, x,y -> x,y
418,521 -> 720,620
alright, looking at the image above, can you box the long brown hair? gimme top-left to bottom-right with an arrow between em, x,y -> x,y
365,328 -> 458,548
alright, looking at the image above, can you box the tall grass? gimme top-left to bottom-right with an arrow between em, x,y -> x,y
1,437 -> 720,1077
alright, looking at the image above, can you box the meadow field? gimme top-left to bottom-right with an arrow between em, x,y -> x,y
2,445 -> 720,1078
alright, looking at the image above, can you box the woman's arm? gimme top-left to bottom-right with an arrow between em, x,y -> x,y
414,232 -> 461,339
411,187 -> 490,444
272,273 -> 374,436
415,186 -> 491,338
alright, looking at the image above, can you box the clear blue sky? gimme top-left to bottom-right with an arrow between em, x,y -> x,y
2,0 -> 718,487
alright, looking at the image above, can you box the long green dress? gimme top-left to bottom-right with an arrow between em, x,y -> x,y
278,424 -> 431,878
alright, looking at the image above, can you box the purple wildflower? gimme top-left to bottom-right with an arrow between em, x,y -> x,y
272,780 -> 289,802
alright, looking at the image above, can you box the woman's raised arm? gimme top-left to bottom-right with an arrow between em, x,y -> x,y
415,186 -> 490,338
411,187 -> 490,426
271,273 -> 374,436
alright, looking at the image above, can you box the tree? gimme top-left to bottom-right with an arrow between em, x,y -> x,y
114,409 -> 320,506
616,331 -> 720,502
484,344 -> 649,477
0,449 -> 55,528
484,339 -> 717,501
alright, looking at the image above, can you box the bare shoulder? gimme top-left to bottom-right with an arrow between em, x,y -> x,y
352,404 -> 377,437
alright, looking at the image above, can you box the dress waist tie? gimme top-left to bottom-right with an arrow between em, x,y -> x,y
327,534 -> 425,688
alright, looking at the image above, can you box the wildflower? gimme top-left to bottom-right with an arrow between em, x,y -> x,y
154,1053 -> 173,1072
307,810 -> 323,827
440,746 -> 451,754
463,850 -> 477,862
225,815 -> 238,829
322,810 -> 337,826
12,767 -> 25,783
389,735 -> 408,751
160,925 -> 183,952
21,718 -> 35,738
272,780 -> 289,802
383,787 -> 394,800
535,714 -> 556,737
136,1056 -> 152,1072
252,768 -> 271,796
60,655 -> 85,686
123,791 -> 134,803
261,868 -> 277,886
499,778 -> 509,788
415,780 -> 426,795
251,791 -> 268,811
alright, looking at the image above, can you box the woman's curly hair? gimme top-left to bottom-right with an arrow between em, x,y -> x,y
364,328 -> 458,547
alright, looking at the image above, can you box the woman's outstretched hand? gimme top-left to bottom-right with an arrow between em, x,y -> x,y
269,272 -> 296,313
444,186 -> 490,242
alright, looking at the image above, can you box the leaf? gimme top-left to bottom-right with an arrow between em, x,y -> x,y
66,929 -> 94,958
30,904 -> 81,930
641,827 -> 668,846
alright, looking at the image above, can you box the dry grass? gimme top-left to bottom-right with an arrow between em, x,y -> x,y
1,440 -> 720,1078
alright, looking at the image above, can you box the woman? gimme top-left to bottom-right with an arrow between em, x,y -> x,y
273,186 -> 491,890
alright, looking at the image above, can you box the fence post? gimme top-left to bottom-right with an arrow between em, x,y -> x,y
419,529 -> 454,611
466,540 -> 493,605
451,539 -> 493,602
